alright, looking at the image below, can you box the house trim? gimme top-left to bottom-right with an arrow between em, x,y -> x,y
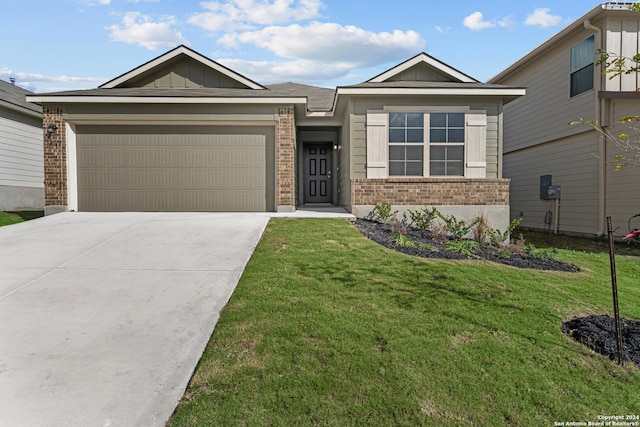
27,96 -> 308,104
367,52 -> 478,83
100,45 -> 266,90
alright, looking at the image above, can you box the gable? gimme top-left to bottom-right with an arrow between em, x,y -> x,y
384,62 -> 456,82
100,45 -> 265,90
368,53 -> 477,83
120,55 -> 251,89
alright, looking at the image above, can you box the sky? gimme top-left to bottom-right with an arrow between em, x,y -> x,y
0,0 -> 611,93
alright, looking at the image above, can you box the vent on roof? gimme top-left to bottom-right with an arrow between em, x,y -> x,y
9,77 -> 15,85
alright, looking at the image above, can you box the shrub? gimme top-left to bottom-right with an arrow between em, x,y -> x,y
367,202 -> 397,224
437,212 -> 472,240
407,206 -> 440,230
489,217 -> 524,247
471,214 -> 491,243
533,247 -> 558,261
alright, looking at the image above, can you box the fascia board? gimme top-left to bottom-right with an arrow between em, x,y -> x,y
26,96 -> 308,104
335,88 -> 526,96
0,99 -> 42,119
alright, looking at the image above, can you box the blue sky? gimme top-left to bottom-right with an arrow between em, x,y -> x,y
0,0 -> 608,93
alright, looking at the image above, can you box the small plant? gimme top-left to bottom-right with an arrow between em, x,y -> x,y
533,247 -> 558,261
418,242 -> 439,252
367,202 -> 397,224
437,212 -> 472,240
497,249 -> 512,259
408,206 -> 440,230
489,217 -> 524,247
444,240 -> 479,256
523,243 -> 536,256
391,233 -> 415,247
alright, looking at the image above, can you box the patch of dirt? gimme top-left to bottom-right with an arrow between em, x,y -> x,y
354,218 -> 580,272
562,315 -> 640,366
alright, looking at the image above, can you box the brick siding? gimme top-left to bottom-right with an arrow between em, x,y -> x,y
43,107 -> 67,208
276,106 -> 295,208
351,178 -> 510,206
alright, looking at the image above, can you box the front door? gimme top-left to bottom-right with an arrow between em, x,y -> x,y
303,143 -> 332,204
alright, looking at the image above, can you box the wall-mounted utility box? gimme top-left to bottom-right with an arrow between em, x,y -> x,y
547,185 -> 561,200
540,175 -> 552,200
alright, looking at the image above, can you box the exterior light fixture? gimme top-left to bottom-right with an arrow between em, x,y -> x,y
46,125 -> 58,138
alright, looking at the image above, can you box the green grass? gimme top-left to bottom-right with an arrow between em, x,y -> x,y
0,211 -> 43,227
169,219 -> 640,426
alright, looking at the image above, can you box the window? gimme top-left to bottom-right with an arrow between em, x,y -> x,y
367,109 -> 486,179
388,112 -> 424,176
570,35 -> 595,97
429,113 -> 465,176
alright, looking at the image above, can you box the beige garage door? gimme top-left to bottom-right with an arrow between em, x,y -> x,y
76,125 -> 273,212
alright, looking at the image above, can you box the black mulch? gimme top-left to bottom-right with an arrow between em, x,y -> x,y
354,218 -> 580,272
563,315 -> 640,366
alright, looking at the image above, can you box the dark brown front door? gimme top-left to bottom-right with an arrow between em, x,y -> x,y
304,143 -> 332,204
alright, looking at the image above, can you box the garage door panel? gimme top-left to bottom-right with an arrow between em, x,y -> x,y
77,126 -> 270,212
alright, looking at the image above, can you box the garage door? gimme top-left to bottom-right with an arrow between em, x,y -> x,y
76,125 -> 273,212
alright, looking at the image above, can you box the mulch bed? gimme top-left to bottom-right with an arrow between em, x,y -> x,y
354,218 -> 580,272
563,315 -> 640,366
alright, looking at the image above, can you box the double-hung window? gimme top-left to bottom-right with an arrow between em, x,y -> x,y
570,35 -> 595,97
366,109 -> 486,179
388,113 -> 424,176
429,113 -> 465,176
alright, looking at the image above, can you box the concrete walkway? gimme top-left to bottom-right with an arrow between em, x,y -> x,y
0,212 -> 272,426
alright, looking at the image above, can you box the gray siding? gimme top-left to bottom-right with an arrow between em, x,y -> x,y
605,99 -> 640,235
349,96 -> 502,178
123,57 -> 250,89
0,108 -> 43,188
504,131 -> 600,235
500,27 -> 597,153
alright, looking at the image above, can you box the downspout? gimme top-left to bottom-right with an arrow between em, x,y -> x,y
584,19 -> 606,236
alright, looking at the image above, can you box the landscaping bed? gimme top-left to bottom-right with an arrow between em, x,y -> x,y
563,315 -> 640,366
354,218 -> 580,272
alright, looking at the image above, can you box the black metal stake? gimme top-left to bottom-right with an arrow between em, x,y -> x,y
606,216 -> 624,366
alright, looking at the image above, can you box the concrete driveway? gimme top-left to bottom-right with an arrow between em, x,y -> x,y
0,212 -> 269,426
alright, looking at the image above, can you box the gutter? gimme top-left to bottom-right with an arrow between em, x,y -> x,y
584,18 -> 606,237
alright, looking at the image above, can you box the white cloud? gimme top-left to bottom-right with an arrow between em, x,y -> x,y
219,22 -> 425,67
218,58 -> 354,84
106,11 -> 189,50
435,25 -> 451,34
463,12 -> 495,31
0,68 -> 105,93
525,8 -> 562,28
497,16 -> 515,28
188,0 -> 323,32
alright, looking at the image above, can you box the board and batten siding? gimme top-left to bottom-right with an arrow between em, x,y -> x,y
338,112 -> 352,206
604,99 -> 640,235
0,109 -> 43,188
603,17 -> 640,92
349,96 -> 502,179
500,28 -> 597,153
504,131 -> 600,235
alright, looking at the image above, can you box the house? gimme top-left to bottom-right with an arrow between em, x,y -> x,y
0,79 -> 43,211
489,2 -> 640,237
27,45 -> 524,230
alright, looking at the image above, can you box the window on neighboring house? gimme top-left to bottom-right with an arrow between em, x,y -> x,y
388,112 -> 424,176
429,112 -> 465,176
570,35 -> 595,97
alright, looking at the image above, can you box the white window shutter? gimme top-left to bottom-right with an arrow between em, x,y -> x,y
366,111 -> 388,178
465,111 -> 487,178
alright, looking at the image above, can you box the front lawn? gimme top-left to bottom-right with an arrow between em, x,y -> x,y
169,219 -> 640,426
0,212 -> 26,227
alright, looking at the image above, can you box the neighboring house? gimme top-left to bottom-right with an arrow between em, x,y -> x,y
27,45 -> 523,229
490,2 -> 640,237
0,79 -> 44,211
